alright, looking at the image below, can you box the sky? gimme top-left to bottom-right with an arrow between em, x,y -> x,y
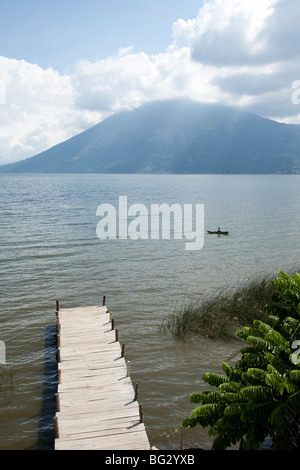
1,0 -> 300,165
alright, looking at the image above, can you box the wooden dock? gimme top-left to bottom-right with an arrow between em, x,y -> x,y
53,298 -> 151,450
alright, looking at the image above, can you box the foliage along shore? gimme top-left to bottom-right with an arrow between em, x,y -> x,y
182,270 -> 300,450
161,268 -> 300,341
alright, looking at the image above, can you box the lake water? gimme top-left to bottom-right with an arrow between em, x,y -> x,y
1,173 -> 300,450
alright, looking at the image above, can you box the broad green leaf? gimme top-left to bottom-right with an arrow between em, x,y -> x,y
203,372 -> 228,387
240,385 -> 274,402
289,369 -> 300,381
265,373 -> 285,395
247,368 -> 267,381
222,362 -> 233,377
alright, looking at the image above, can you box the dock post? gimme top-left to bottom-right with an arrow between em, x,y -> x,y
56,300 -> 60,325
134,383 -> 139,401
180,426 -> 184,450
56,348 -> 61,363
139,405 -> 144,423
53,416 -> 59,439
102,295 -> 106,306
55,393 -> 60,412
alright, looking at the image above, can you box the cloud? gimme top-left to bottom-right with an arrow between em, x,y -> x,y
172,0 -> 275,66
1,0 -> 300,164
0,48 -> 221,164
261,0 -> 300,63
0,57 -> 102,163
72,47 -> 220,114
171,0 -> 300,121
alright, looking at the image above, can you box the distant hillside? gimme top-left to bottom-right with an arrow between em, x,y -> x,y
1,99 -> 300,174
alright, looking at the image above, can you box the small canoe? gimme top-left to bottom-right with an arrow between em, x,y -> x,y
207,230 -> 229,235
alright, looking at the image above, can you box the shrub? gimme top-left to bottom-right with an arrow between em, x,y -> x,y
182,271 -> 300,450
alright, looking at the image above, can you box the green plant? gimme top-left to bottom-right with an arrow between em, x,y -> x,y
183,271 -> 300,450
161,274 -> 274,340
0,365 -> 17,404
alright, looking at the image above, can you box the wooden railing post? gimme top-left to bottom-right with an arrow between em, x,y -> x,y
53,416 -> 59,439
134,384 -> 139,401
55,393 -> 60,412
139,405 -> 144,423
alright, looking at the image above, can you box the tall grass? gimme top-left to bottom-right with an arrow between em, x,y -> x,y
0,365 -> 17,404
161,273 -> 280,341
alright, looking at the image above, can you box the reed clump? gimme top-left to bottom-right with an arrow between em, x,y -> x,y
0,365 -> 17,404
162,274 -> 276,340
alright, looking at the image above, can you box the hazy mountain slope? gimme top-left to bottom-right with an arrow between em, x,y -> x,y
1,99 -> 300,173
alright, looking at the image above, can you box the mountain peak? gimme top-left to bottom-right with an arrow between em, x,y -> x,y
1,99 -> 300,174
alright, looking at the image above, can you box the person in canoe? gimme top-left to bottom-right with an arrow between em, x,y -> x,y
217,227 -> 221,232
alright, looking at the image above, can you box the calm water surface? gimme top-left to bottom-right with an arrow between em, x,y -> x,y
1,173 -> 300,450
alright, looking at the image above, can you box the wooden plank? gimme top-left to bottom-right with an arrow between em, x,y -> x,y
54,303 -> 150,450
57,424 -> 148,442
57,424 -> 148,443
55,430 -> 150,451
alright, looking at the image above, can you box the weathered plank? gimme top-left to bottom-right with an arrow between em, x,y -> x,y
54,303 -> 150,450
